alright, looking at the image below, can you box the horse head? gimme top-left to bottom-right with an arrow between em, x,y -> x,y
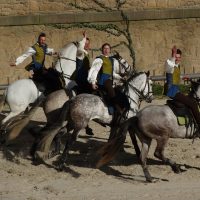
55,42 -> 78,88
112,51 -> 132,76
190,79 -> 200,101
127,71 -> 153,103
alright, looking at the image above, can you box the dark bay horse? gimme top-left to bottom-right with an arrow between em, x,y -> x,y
97,80 -> 200,182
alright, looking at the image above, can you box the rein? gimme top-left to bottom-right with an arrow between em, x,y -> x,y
57,41 -> 78,80
58,42 -> 78,79
58,56 -> 77,79
126,73 -> 153,101
121,72 -> 153,116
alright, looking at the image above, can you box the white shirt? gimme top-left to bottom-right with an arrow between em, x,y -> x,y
15,45 -> 54,66
87,55 -> 122,85
165,57 -> 179,74
76,37 -> 88,60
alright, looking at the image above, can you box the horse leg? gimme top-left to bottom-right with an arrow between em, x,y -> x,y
154,137 -> 181,173
0,111 -> 22,128
49,126 -> 68,158
129,129 -> 141,158
57,128 -> 80,171
140,139 -> 153,182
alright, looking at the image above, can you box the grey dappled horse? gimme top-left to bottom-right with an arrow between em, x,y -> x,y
34,72 -> 153,169
97,80 -> 200,182
43,54 -> 132,128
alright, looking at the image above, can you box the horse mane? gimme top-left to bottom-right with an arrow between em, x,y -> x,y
126,71 -> 145,83
60,42 -> 77,53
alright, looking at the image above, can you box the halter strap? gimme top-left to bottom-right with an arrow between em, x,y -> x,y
123,73 -> 153,115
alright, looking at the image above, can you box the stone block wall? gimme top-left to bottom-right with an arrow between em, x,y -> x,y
1,0 -> 200,16
1,0 -> 200,84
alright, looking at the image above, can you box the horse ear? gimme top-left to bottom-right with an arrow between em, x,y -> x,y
112,51 -> 120,59
146,70 -> 150,77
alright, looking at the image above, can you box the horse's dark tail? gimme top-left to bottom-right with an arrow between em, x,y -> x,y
35,100 -> 71,161
96,117 -> 138,168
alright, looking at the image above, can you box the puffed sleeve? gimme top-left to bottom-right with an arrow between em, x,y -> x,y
15,47 -> 36,66
87,58 -> 103,84
113,58 -> 122,80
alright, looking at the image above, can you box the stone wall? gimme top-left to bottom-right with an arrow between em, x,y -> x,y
1,0 -> 200,16
1,0 -> 200,84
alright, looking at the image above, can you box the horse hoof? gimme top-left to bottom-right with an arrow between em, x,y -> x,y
56,162 -> 65,171
48,150 -> 60,159
172,164 -> 181,173
34,151 -> 48,164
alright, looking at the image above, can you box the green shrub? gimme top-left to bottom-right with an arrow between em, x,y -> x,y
152,83 -> 163,96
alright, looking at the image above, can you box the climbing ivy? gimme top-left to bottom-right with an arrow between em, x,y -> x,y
48,0 -> 136,69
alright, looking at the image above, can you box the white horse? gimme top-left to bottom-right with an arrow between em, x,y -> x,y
43,54 -> 132,127
0,41 -> 79,140
0,43 -> 133,144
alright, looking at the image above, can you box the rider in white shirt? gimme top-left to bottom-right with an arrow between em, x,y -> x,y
88,43 -> 124,116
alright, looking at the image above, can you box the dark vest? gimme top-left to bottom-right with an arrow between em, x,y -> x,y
97,55 -> 114,86
31,43 -> 47,71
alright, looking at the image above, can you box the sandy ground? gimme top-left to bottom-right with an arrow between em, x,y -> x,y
1,97 -> 200,200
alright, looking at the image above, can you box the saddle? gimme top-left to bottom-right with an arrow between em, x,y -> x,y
93,87 -> 130,116
166,99 -> 193,126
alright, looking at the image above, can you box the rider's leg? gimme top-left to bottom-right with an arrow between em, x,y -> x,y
104,79 -> 123,114
174,92 -> 200,130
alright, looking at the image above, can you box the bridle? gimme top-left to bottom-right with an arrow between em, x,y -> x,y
124,72 -> 153,109
117,56 -> 132,74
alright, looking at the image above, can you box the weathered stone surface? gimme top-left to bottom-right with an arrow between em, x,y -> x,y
1,18 -> 200,84
1,0 -> 200,16
0,1 -> 200,84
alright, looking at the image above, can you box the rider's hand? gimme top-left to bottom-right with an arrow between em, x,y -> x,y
52,52 -> 58,57
172,45 -> 177,57
29,70 -> 34,78
120,76 -> 127,83
92,83 -> 98,90
83,31 -> 86,38
10,63 -> 16,67
182,76 -> 189,81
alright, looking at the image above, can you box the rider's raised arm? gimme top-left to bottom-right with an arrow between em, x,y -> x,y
77,36 -> 87,60
165,57 -> 176,74
14,47 -> 36,66
87,58 -> 103,84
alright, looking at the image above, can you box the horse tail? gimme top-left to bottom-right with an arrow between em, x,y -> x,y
0,91 -> 7,113
96,117 -> 137,168
35,100 -> 71,161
